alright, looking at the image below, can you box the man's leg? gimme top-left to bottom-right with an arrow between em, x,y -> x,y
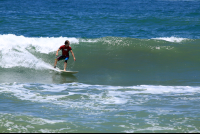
64,57 -> 69,71
54,56 -> 63,68
54,59 -> 58,68
64,62 -> 67,71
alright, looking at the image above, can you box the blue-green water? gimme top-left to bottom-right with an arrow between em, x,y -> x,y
0,0 -> 200,132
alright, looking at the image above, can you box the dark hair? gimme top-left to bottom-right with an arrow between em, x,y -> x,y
65,40 -> 70,45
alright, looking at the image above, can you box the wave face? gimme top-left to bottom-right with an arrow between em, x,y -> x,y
0,34 -> 200,86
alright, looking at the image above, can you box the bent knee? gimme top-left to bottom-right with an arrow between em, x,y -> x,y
65,57 -> 69,62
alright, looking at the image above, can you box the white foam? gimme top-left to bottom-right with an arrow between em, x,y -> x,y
152,36 -> 188,42
0,34 -> 79,69
0,113 -> 65,125
27,117 -> 65,125
0,83 -> 199,109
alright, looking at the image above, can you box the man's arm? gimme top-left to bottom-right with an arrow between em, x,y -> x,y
70,50 -> 76,61
56,49 -> 60,56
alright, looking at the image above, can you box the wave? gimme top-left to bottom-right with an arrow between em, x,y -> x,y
0,34 -> 199,69
152,37 -> 189,42
0,34 -> 200,85
0,34 -> 79,69
0,82 -> 199,105
0,81 -> 199,133
0,35 -> 199,74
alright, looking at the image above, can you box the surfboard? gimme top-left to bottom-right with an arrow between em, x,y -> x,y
58,70 -> 78,74
49,68 -> 78,74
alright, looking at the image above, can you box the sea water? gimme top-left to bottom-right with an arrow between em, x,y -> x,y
0,0 -> 200,132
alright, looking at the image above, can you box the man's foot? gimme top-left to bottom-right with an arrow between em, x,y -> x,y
54,66 -> 56,68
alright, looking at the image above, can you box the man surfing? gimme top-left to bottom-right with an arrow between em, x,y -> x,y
54,40 -> 76,71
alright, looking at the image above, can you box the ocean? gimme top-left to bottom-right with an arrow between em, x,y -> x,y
0,0 -> 200,133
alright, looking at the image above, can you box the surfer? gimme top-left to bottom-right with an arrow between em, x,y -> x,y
54,40 -> 76,71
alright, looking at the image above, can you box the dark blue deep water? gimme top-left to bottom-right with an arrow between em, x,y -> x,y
1,0 -> 200,38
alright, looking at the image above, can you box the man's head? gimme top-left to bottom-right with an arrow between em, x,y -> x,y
65,40 -> 70,46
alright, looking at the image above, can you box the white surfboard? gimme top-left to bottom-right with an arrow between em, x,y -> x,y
58,70 -> 78,74
49,68 -> 78,74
